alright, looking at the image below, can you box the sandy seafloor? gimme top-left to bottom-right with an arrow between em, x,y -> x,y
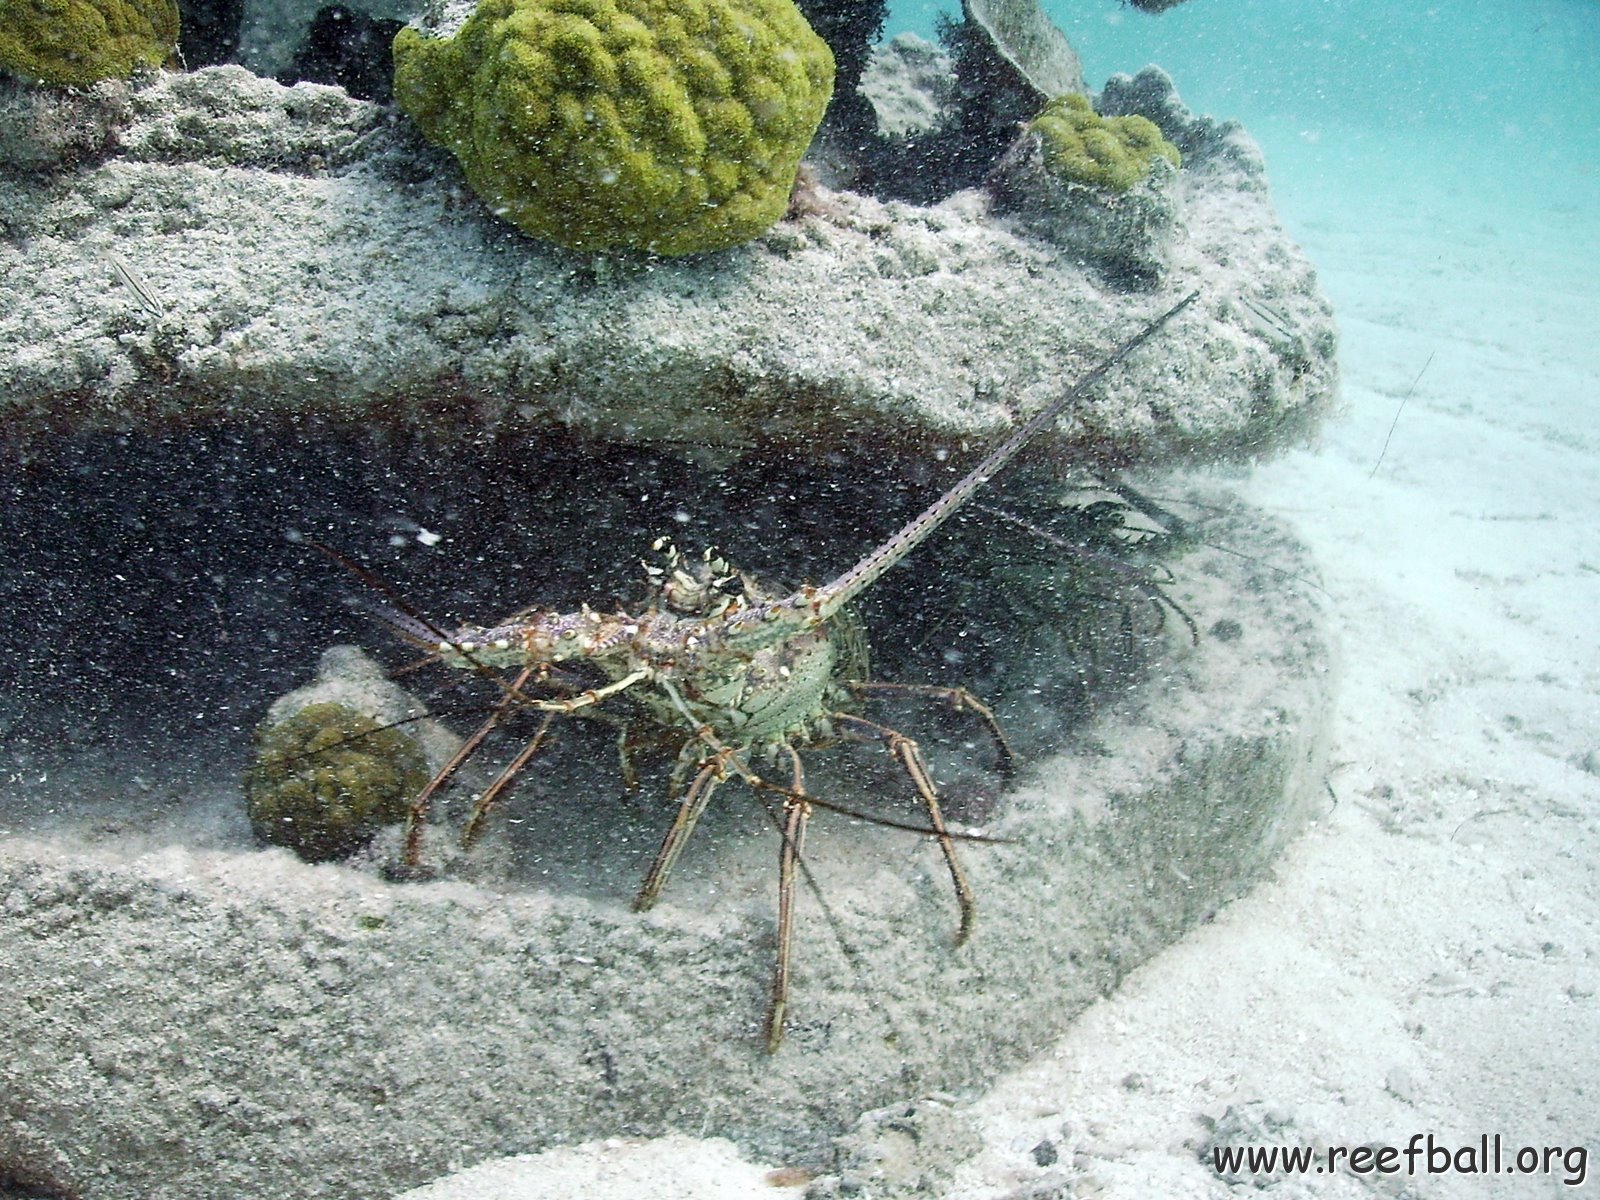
925,4 -> 1600,1196
932,157 -> 1600,1196
407,3 -> 1600,1197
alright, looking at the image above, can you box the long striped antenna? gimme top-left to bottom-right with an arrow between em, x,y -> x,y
308,540 -> 548,708
815,290 -> 1200,619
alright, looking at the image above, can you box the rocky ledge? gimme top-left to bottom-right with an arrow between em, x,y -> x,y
0,63 -> 1334,464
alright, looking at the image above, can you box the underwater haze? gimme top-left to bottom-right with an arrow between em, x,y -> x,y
3,0 -> 1599,1194
902,0 -> 1600,239
897,0 -> 1600,143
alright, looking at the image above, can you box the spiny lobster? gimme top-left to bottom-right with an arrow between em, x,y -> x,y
388,290 -> 1198,1049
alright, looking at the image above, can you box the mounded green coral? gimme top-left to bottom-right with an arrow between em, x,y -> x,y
0,0 -> 179,86
392,0 -> 834,255
1030,92 -> 1180,193
245,701 -> 431,863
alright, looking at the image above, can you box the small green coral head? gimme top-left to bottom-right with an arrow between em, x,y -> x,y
1029,92 -> 1180,193
0,0 -> 179,86
392,0 -> 834,255
244,701 -> 431,864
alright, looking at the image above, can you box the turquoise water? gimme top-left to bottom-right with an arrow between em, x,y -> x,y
891,0 -> 1600,133
889,0 -> 1600,220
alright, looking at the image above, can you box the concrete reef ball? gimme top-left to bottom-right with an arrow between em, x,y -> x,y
0,0 -> 179,86
244,701 -> 431,863
392,0 -> 835,255
1030,92 -> 1180,193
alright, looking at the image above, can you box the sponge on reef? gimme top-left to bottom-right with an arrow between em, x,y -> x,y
1030,92 -> 1179,193
244,701 -> 431,863
392,0 -> 835,255
0,0 -> 179,86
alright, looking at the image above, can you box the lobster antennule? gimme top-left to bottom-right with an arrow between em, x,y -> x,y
341,591 -> 441,651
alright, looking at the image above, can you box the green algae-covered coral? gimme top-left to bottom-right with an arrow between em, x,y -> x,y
245,701 -> 430,863
392,0 -> 834,255
0,0 -> 179,86
1030,92 -> 1179,193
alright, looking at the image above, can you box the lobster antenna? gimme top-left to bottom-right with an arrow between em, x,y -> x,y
818,290 -> 1200,618
308,541 -> 546,710
309,541 -> 459,646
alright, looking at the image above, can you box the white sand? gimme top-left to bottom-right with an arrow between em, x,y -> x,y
933,128 -> 1600,1198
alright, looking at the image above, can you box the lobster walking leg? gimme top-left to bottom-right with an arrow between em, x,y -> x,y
633,743 -> 731,912
767,744 -> 810,1052
831,712 -> 976,944
402,665 -> 538,867
847,680 -> 1017,781
523,668 -> 652,714
460,712 -> 558,851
